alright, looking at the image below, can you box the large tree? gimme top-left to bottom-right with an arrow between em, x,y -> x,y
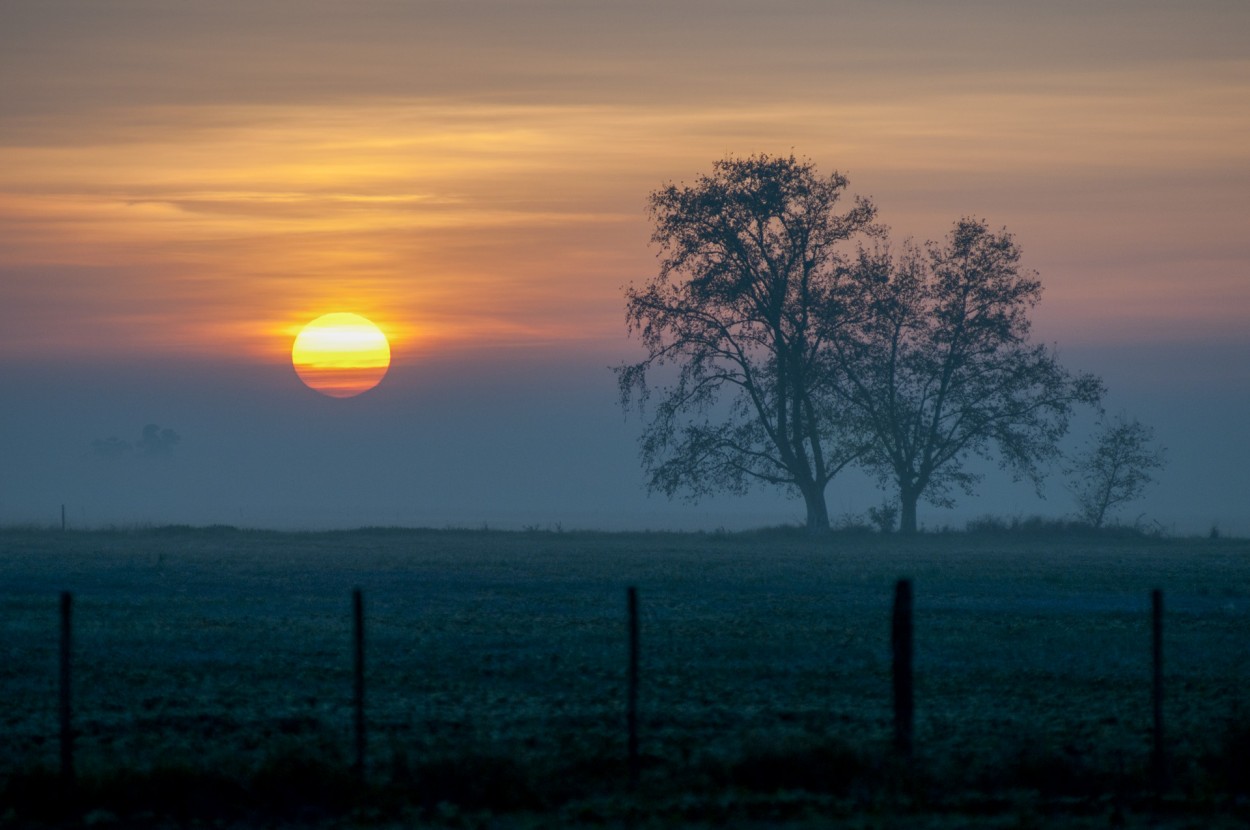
834,219 -> 1104,534
618,154 -> 876,532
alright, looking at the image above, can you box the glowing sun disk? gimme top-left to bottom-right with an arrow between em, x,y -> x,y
292,312 -> 391,398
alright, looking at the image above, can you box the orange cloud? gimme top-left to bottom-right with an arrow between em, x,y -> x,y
2,56 -> 1248,366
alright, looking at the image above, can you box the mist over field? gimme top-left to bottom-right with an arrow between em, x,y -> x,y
2,336 -> 1247,536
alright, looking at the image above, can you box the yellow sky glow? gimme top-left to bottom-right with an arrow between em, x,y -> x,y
2,3 -> 1248,366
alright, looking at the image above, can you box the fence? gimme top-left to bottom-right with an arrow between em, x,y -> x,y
43,580 -> 1170,795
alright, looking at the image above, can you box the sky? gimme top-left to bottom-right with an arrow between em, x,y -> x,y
2,0 -> 1248,534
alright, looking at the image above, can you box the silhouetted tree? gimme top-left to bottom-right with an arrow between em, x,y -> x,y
1066,414 -> 1165,528
137,423 -> 180,457
834,219 -> 1104,534
618,154 -> 876,533
91,424 -> 181,459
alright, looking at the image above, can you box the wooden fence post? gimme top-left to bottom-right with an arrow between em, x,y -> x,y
1151,588 -> 1166,794
59,591 -> 74,787
353,588 -> 366,780
892,579 -> 914,758
627,586 -> 640,789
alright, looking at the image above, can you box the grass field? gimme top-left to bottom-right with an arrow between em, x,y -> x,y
2,525 -> 1249,828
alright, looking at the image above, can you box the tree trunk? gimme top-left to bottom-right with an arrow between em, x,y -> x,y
801,484 -> 830,534
1092,481 -> 1112,528
899,489 -> 920,535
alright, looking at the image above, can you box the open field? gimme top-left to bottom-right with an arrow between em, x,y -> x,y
2,525 -> 1249,827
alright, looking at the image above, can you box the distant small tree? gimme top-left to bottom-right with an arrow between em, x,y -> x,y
138,423 -> 181,457
1066,415 -> 1166,528
91,423 -> 181,459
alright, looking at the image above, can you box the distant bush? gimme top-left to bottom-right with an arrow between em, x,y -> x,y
738,519 -> 887,538
739,523 -> 809,539
964,515 -> 1066,535
962,514 -> 1170,539
867,501 -> 898,534
832,513 -> 876,534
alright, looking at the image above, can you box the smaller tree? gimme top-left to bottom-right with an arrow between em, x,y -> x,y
1066,415 -> 1166,528
833,219 -> 1105,534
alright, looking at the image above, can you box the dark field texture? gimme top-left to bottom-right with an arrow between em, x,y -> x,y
2,526 -> 1249,828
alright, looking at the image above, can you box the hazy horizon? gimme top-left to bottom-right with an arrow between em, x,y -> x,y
4,335 -> 1247,537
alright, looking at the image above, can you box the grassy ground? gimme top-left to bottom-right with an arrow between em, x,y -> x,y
1,525 -> 1248,827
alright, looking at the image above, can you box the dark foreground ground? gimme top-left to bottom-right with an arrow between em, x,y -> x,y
2,525 -> 1248,828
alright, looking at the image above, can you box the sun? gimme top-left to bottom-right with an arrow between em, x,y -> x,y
292,313 -> 391,398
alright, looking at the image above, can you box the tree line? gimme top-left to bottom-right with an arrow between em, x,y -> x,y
619,154 -> 1163,534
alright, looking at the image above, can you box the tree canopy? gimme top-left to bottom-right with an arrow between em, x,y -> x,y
617,154 -> 875,532
833,220 -> 1105,533
620,155 -> 1105,535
